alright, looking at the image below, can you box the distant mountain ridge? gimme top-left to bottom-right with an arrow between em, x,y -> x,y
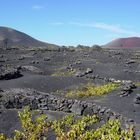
104,37 -> 140,48
0,26 -> 58,48
1,27 -> 140,49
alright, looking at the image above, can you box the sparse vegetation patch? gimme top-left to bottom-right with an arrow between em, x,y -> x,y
51,69 -> 76,77
67,83 -> 120,97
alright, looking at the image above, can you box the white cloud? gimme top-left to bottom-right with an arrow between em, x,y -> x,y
32,5 -> 44,10
48,21 -> 140,36
93,23 -> 139,36
69,22 -> 140,36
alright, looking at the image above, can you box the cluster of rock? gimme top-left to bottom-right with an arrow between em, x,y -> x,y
75,68 -> 93,77
134,94 -> 140,105
0,66 -> 22,80
30,60 -> 39,64
43,57 -> 51,61
118,82 -> 136,97
125,59 -> 136,65
19,65 -> 43,74
123,69 -> 140,74
0,54 -> 9,62
123,59 -> 139,73
86,74 -> 121,83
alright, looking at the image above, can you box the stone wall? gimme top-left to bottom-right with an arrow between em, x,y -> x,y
0,88 -> 127,123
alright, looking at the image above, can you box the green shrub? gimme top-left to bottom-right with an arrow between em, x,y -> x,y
0,107 -> 137,140
0,107 -> 49,140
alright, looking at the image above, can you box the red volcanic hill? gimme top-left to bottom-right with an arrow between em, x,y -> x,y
104,37 -> 140,49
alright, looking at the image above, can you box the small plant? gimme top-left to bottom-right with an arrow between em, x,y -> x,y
0,107 -> 49,140
67,83 -> 120,97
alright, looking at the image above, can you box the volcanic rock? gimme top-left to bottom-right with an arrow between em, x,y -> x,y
0,66 -> 22,80
70,101 -> 84,115
21,65 -> 43,74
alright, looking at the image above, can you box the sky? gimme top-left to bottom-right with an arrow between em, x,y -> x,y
0,0 -> 140,46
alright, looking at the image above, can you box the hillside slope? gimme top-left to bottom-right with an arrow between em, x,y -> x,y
104,37 -> 140,48
0,27 -> 58,49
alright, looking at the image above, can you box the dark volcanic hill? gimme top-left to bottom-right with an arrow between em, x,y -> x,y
0,26 -> 58,48
104,37 -> 140,49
